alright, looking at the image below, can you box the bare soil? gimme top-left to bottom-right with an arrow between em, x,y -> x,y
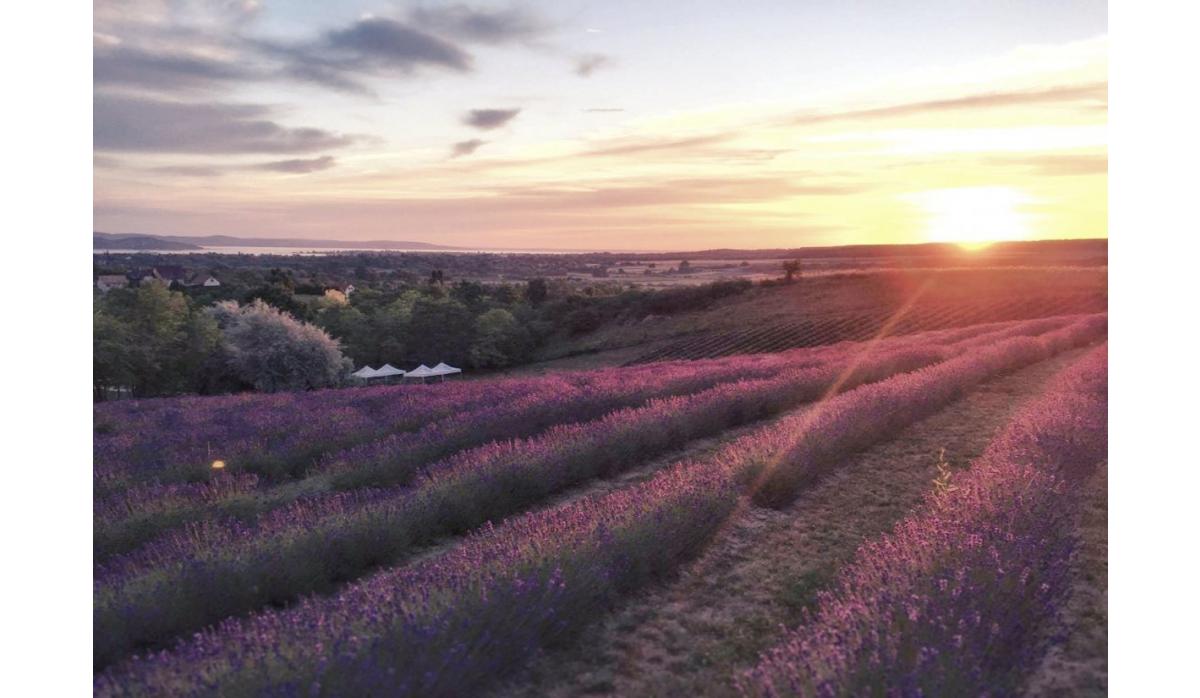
1024,463 -> 1109,697
492,346 -> 1093,698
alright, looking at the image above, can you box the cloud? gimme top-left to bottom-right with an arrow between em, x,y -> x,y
444,132 -> 783,175
138,156 -> 337,178
152,164 -> 227,178
93,45 -> 259,92
409,4 -> 547,44
450,139 -> 486,158
322,17 -> 472,71
463,108 -> 520,130
494,176 -> 864,209
253,155 -> 337,173
574,54 -> 612,77
95,13 -> 475,99
580,134 -> 732,158
790,82 -> 1108,126
250,17 -> 475,96
94,94 -> 357,154
987,153 -> 1107,176
584,108 -> 625,113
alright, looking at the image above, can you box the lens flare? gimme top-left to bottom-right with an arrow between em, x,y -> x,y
904,186 -> 1036,250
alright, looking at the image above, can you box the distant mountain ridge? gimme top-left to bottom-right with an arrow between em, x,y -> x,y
94,233 -> 201,250
94,232 -> 462,251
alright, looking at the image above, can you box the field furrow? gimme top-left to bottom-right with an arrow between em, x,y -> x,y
94,315 -> 1071,568
94,339 -> 949,669
492,344 -> 1094,698
1024,462 -> 1108,697
741,344 -> 1107,696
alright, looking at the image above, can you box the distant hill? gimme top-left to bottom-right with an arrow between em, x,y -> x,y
613,238 -> 1109,262
94,232 -> 462,251
94,233 -> 202,250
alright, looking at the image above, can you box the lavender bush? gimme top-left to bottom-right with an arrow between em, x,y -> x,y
738,344 -> 1107,697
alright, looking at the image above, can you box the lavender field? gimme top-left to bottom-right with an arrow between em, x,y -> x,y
93,314 -> 1108,697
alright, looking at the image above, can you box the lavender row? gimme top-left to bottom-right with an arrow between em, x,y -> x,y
96,315 -> 1083,589
93,316 -> 1089,649
94,315 -> 1059,493
738,344 -> 1107,697
95,317 -> 1104,694
93,350 -> 840,558
94,377 -> 556,492
92,319 -> 1038,560
93,344 -> 947,669
95,352 -> 823,504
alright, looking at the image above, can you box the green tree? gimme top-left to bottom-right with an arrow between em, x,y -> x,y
468,308 -> 531,368
367,290 -> 423,364
315,303 -> 371,364
93,309 -> 134,399
406,297 -> 475,365
526,278 -> 548,306
179,312 -> 233,394
125,284 -> 191,395
450,280 -> 486,310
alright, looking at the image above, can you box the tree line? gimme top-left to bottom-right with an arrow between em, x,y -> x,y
93,275 -> 758,399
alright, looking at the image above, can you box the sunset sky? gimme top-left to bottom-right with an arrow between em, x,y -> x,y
93,1 -> 1107,251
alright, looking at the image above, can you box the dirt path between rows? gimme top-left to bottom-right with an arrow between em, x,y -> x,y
493,346 -> 1093,698
1025,462 -> 1108,697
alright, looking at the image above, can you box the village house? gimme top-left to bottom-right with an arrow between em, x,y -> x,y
185,271 -> 221,287
152,265 -> 190,285
95,274 -> 129,292
98,267 -> 221,290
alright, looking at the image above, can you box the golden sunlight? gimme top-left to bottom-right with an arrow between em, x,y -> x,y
903,186 -> 1036,249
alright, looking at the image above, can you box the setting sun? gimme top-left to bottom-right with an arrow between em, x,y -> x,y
904,186 -> 1036,250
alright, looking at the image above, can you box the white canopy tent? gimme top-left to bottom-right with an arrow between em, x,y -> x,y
351,365 -> 380,379
430,362 -> 462,377
374,364 -> 406,378
404,364 -> 436,380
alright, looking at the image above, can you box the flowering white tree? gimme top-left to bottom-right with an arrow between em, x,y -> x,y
209,300 -> 351,392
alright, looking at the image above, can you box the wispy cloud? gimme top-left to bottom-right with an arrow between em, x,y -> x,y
789,82 -> 1107,126
150,164 -> 227,178
258,17 -> 474,95
253,155 -> 337,173
492,176 -> 865,209
95,12 -> 478,98
93,45 -> 259,93
580,134 -> 732,158
986,153 -> 1107,176
409,4 -> 547,44
94,95 -> 357,154
450,139 -> 486,158
574,53 -> 612,77
463,108 -> 521,130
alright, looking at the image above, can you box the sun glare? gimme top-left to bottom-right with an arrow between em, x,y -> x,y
904,186 -> 1036,250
